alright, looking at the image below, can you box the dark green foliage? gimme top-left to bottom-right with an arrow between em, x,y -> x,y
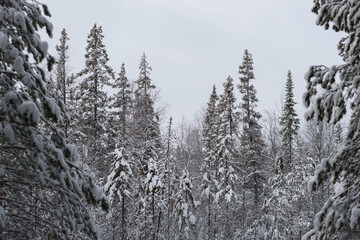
279,70 -> 299,173
238,50 -> 266,208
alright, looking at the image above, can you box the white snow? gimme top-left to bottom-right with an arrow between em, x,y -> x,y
350,205 -> 360,229
46,97 -> 61,122
202,186 -> 210,199
33,134 -> 43,151
66,144 -> 80,163
225,187 -> 234,203
5,91 -> 17,102
91,184 -> 105,201
4,123 -> 15,143
37,153 -> 47,172
10,47 -> 19,59
19,101 -> 40,125
14,12 -> 26,30
59,171 -> 66,188
189,215 -> 196,225
39,41 -> 48,56
13,56 -> 24,74
334,181 -> 345,195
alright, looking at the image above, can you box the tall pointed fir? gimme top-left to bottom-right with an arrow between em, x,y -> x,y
164,117 -> 177,239
0,1 -> 108,239
77,24 -> 114,176
132,53 -> 163,239
238,50 -> 266,219
303,1 -> 360,239
54,28 -> 77,138
55,28 -> 69,110
278,70 -> 299,173
108,63 -> 132,150
104,63 -> 133,240
200,85 -> 218,240
252,71 -> 303,240
214,76 -> 238,239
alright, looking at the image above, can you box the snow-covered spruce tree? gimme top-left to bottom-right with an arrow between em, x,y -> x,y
104,147 -> 133,240
55,28 -> 69,118
173,170 -> 196,240
54,28 -> 78,139
55,28 -> 68,100
238,50 -> 266,222
200,85 -> 218,240
132,53 -> 163,240
303,1 -> 360,239
163,117 -> 177,240
0,1 -> 108,239
108,63 -> 132,150
144,157 -> 164,239
77,24 -> 114,176
103,63 -> 133,240
278,70 -> 299,173
214,76 -> 238,239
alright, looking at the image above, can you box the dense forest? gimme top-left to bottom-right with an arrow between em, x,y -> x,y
0,0 -> 360,239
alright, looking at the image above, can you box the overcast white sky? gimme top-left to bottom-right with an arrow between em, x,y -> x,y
43,0 -> 343,125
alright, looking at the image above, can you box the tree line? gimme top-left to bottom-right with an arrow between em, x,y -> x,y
0,0 -> 359,240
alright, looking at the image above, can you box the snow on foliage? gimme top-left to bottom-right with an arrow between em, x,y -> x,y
279,70 -> 299,173
0,1 -> 108,239
19,101 -> 40,125
174,170 -> 196,239
303,0 -> 360,239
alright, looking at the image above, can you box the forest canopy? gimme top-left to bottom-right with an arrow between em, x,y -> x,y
0,0 -> 359,240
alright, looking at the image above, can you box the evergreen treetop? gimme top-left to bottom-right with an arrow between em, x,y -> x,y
279,70 -> 299,172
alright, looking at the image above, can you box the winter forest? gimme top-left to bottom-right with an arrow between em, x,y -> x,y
1,0 -> 360,240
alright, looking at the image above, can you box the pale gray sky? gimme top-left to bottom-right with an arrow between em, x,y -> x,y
43,0 -> 343,124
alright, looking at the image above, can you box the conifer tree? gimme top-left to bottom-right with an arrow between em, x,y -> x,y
143,158 -> 164,239
109,63 -> 132,149
55,29 -> 69,109
214,76 -> 238,238
279,70 -> 299,173
77,24 -> 114,174
215,76 -> 237,201
105,147 -> 133,240
164,117 -> 176,239
54,28 -> 77,138
132,53 -> 163,239
238,50 -> 266,210
173,170 -> 196,240
200,85 -> 218,240
0,1 -> 108,239
303,1 -> 360,239
104,63 -> 133,239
